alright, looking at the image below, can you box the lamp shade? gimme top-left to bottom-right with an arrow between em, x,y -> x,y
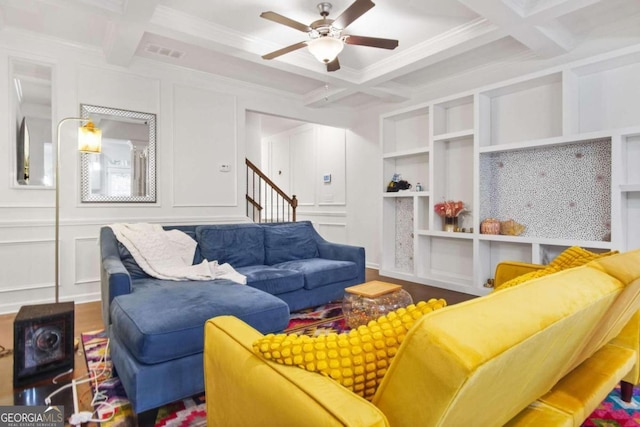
308,37 -> 344,63
78,121 -> 102,153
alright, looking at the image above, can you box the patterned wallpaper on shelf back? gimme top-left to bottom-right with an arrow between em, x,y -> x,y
479,138 -> 611,242
395,197 -> 414,272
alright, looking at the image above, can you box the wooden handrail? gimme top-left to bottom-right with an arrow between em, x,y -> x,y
246,158 -> 295,205
246,158 -> 297,222
245,194 -> 263,211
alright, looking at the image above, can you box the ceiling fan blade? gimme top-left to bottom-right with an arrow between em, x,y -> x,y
262,41 -> 308,60
326,57 -> 340,72
345,35 -> 398,50
260,11 -> 311,33
332,0 -> 375,30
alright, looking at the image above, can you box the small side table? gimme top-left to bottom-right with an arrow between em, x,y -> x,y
342,281 -> 414,328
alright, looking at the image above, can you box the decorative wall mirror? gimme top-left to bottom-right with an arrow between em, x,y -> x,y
80,104 -> 156,203
11,58 -> 53,187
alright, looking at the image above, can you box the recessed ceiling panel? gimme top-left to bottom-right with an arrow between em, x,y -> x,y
557,0 -> 640,37
391,37 -> 530,89
137,33 -> 326,96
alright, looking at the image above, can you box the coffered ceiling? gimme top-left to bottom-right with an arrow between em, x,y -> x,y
2,0 -> 640,110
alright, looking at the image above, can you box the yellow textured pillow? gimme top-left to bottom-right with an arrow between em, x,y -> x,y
493,246 -> 618,292
547,246 -> 617,270
492,268 -> 552,291
253,299 -> 447,400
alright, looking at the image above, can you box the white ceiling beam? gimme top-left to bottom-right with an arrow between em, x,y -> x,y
526,0 -> 602,21
304,86 -> 357,108
103,0 -> 161,67
535,19 -> 576,51
303,81 -> 412,108
360,82 -> 413,103
457,0 -> 575,57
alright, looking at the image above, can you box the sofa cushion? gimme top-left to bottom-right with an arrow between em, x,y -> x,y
273,258 -> 359,290
264,222 -> 319,265
253,299 -> 447,400
196,224 -> 264,268
110,280 -> 289,364
237,265 -> 304,295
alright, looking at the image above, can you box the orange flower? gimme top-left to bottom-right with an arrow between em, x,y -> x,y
434,200 -> 465,217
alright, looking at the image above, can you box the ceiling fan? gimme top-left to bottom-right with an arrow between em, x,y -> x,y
260,0 -> 399,72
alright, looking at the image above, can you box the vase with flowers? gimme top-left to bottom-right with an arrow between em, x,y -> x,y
434,200 -> 465,232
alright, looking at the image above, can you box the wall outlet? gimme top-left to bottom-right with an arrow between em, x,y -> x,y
219,164 -> 231,172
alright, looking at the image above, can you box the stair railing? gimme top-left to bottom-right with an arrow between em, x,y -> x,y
246,158 -> 297,223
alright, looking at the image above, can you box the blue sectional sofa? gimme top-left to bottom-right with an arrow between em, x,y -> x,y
99,221 -> 365,416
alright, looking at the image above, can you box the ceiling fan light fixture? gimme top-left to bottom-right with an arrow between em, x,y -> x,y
308,36 -> 344,63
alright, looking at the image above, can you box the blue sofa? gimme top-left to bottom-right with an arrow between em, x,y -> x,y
99,221 -> 365,415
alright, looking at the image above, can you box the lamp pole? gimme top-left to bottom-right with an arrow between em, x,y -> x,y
55,117 -> 91,304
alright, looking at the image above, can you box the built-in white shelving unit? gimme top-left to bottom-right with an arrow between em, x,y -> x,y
380,45 -> 640,296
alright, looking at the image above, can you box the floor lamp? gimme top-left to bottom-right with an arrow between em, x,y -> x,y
55,118 -> 102,302
13,117 -> 101,388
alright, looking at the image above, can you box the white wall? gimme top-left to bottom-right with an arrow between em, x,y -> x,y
262,123 -> 353,245
0,30 -> 359,314
345,117 -> 384,269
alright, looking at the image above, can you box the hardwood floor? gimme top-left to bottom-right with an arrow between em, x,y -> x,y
366,269 -> 477,306
0,270 -> 476,423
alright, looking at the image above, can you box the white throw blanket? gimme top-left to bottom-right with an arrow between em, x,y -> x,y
109,223 -> 246,284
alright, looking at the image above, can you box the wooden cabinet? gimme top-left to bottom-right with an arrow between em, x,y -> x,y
380,45 -> 640,296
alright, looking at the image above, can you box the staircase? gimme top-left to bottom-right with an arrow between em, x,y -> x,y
246,158 -> 297,223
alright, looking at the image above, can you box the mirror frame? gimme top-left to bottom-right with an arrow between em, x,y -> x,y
80,104 -> 157,203
10,57 -> 54,189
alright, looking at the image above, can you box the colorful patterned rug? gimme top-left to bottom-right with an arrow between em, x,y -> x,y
81,330 -> 207,427
284,301 -> 348,335
80,303 -> 345,426
582,384 -> 640,426
82,303 -> 637,426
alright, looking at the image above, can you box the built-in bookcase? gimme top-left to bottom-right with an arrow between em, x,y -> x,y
380,45 -> 640,296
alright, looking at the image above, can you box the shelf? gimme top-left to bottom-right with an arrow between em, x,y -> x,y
621,184 -> 640,192
478,130 -> 613,154
477,234 -> 612,249
383,147 -> 430,159
380,47 -> 640,296
433,129 -> 474,142
383,191 -> 428,198
572,51 -> 640,133
417,230 -> 474,239
479,72 -> 562,146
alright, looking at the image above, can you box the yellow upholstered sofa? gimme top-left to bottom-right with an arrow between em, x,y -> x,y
204,249 -> 640,426
495,258 -> 640,404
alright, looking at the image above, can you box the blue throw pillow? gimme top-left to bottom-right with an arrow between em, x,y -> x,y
196,224 -> 265,268
117,242 -> 151,279
264,222 -> 319,265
